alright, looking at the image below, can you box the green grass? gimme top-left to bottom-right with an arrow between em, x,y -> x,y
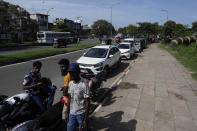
159,43 -> 197,80
0,43 -> 99,66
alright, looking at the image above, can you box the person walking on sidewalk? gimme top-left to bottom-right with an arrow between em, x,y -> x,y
58,58 -> 71,121
67,63 -> 90,131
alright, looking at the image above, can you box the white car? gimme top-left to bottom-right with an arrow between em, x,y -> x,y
124,38 -> 141,53
118,42 -> 135,59
77,45 -> 121,75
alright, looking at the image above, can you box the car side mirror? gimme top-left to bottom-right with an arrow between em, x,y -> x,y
83,52 -> 86,55
108,54 -> 113,58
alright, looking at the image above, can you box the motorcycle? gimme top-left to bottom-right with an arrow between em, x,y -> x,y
10,72 -> 107,131
0,77 -> 56,131
12,102 -> 65,131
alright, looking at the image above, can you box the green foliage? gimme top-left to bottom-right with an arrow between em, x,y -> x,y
163,20 -> 190,40
159,43 -> 197,80
118,22 -> 161,38
163,20 -> 176,38
91,19 -> 115,37
53,19 -> 67,32
0,1 -> 38,43
192,21 -> 197,33
137,22 -> 160,36
52,18 -> 74,33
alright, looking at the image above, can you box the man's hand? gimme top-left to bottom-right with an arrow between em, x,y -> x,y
82,120 -> 88,130
59,87 -> 64,91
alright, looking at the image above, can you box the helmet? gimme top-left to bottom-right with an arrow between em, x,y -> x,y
69,63 -> 80,73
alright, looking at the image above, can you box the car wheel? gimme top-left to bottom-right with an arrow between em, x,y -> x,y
117,58 -> 121,68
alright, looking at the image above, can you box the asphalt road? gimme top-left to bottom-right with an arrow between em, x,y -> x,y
0,49 -> 131,103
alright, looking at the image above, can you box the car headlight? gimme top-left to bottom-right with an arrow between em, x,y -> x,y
94,62 -> 103,68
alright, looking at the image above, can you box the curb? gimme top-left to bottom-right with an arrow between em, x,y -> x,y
89,60 -> 135,117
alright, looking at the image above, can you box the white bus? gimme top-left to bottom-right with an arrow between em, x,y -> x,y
37,31 -> 71,44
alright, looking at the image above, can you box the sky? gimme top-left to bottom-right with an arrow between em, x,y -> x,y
4,0 -> 197,28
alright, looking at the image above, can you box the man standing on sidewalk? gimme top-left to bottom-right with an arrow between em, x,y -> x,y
67,63 -> 90,131
58,58 -> 70,121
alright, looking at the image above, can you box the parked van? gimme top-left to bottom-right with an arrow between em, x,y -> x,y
123,38 -> 141,53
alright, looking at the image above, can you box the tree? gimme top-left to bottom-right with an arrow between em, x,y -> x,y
192,21 -> 197,33
163,20 -> 177,38
126,24 -> 138,37
117,27 -> 127,35
91,19 -> 115,37
137,22 -> 160,37
53,19 -> 67,32
174,24 -> 187,37
52,18 -> 75,33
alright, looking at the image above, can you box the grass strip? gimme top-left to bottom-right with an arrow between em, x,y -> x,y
0,43 -> 99,66
159,43 -> 197,80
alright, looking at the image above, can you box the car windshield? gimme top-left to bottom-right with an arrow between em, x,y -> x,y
84,48 -> 108,58
118,44 -> 129,49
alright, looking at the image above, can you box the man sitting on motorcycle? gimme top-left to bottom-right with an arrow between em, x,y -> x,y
22,61 -> 45,113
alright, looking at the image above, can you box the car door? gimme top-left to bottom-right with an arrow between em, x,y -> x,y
130,43 -> 135,55
113,47 -> 120,63
135,40 -> 141,52
107,47 -> 116,67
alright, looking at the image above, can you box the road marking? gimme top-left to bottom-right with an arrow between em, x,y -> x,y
117,79 -> 122,85
125,69 -> 130,75
0,49 -> 87,69
90,60 -> 134,116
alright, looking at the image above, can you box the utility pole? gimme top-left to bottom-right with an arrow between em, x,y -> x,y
109,2 -> 120,37
161,9 -> 168,22
17,7 -> 23,44
110,6 -> 112,37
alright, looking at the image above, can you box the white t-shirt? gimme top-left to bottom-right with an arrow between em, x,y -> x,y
68,80 -> 90,115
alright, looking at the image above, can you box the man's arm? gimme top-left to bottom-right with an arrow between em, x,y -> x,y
23,82 -> 42,90
83,97 -> 90,128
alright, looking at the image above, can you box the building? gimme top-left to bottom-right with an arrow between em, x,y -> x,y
0,1 -> 10,43
30,13 -> 49,31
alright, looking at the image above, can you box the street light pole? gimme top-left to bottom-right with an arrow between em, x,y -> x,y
46,8 -> 54,30
17,7 -> 23,44
161,9 -> 168,22
109,3 -> 120,37
110,6 -> 113,37
46,8 -> 54,15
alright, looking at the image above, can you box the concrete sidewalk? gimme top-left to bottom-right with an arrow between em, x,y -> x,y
90,44 -> 197,131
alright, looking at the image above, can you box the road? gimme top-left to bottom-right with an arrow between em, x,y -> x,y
0,49 -> 131,102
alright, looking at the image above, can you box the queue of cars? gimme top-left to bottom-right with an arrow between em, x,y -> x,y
76,37 -> 148,76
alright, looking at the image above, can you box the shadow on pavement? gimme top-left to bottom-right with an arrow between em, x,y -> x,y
89,111 -> 137,131
108,62 -> 130,78
102,92 -> 122,107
